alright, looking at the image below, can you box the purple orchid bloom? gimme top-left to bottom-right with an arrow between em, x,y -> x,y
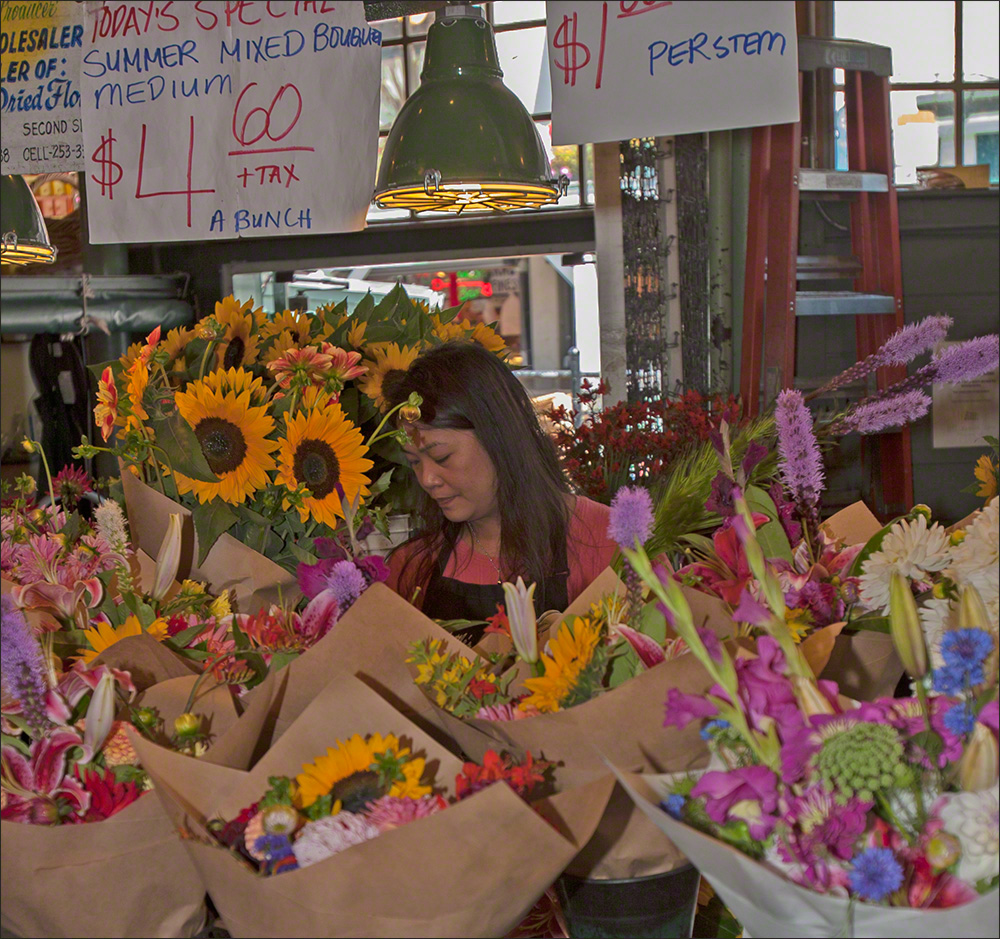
663,687 -> 718,729
691,765 -> 780,840
979,698 -> 999,734
733,587 -> 773,627
355,554 -> 390,586
730,636 -> 807,739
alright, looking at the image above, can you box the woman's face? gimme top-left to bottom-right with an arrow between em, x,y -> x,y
401,424 -> 499,525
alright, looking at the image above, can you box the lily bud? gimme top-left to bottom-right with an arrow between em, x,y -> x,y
888,572 -> 928,679
502,577 -> 538,664
958,584 -> 990,631
959,722 -> 999,791
83,670 -> 116,754
173,712 -> 202,738
925,831 -> 962,870
793,676 -> 836,716
150,513 -> 183,601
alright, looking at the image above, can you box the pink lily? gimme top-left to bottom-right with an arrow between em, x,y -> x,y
299,589 -> 340,641
12,577 -> 103,621
1,730 -> 91,824
613,623 -> 666,668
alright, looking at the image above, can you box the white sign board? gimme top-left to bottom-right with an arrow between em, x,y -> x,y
932,343 -> 999,449
547,0 -> 799,145
80,1 -> 380,243
1,0 -> 85,174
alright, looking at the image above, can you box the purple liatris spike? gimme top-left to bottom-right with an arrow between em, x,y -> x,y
835,389 -> 932,435
774,390 -> 824,514
608,486 -> 655,550
0,595 -> 50,737
878,315 -> 953,366
930,334 -> 999,383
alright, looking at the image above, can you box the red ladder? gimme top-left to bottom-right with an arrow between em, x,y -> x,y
739,37 -> 913,519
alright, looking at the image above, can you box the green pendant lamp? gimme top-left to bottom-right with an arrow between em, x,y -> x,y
1,174 -> 57,265
374,4 -> 566,214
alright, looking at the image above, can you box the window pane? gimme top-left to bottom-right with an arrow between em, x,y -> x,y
372,18 -> 403,41
535,120 -> 578,209
407,40 -> 426,93
583,143 -> 595,205
492,2 -> 547,25
893,90 -> 956,185
406,12 -> 433,37
964,89 -> 1000,183
833,1 -> 955,83
963,1 -> 1000,82
496,25 -> 550,114
380,46 -> 406,130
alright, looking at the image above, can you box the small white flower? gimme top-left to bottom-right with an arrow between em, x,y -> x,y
291,812 -> 380,868
937,784 -> 1000,886
948,498 -> 999,605
859,515 -> 950,612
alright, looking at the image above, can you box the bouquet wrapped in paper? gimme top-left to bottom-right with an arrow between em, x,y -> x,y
608,469 -> 999,938
131,672 -> 613,938
84,290 -> 509,611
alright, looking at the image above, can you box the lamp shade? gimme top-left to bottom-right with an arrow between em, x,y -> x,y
1,175 -> 57,265
374,5 -> 565,214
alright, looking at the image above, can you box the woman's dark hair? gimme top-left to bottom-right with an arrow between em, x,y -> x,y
384,342 -> 570,605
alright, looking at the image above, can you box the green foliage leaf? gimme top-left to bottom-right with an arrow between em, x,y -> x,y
147,410 -> 218,483
192,500 -> 238,566
1,732 -> 30,755
638,601 -> 667,644
607,642 -> 641,688
286,541 -> 318,566
352,292 -> 375,321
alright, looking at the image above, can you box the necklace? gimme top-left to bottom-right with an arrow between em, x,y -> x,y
468,524 -> 503,585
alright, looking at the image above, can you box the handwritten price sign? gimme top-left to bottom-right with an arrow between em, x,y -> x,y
81,1 -> 380,243
547,0 -> 799,145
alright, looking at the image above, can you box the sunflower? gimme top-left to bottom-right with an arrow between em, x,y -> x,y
430,314 -> 468,344
202,366 -> 267,403
521,616 -> 604,714
214,296 -> 260,371
345,318 -> 367,349
123,361 -> 150,433
357,342 -> 421,412
974,454 -> 998,500
162,326 -> 196,370
470,320 -> 508,356
278,394 -> 374,528
119,340 -> 143,373
77,614 -> 168,665
276,401 -> 372,528
173,378 -> 279,504
295,733 -> 428,811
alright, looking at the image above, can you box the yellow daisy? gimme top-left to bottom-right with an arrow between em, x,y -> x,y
276,401 -> 372,528
214,296 -> 260,371
357,342 -> 421,412
173,378 -> 279,504
521,616 -> 603,714
974,454 -> 998,500
77,614 -> 168,665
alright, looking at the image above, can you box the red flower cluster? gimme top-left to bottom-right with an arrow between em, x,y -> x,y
454,750 -> 552,801
546,382 -> 739,503
70,766 -> 144,822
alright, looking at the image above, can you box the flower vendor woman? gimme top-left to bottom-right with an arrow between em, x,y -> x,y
385,342 -> 616,636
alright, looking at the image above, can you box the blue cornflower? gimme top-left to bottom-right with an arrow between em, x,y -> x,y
252,833 -> 294,862
700,719 -> 731,741
943,702 -> 977,737
932,661 -> 984,696
849,847 -> 904,901
940,628 -> 994,671
661,793 -> 686,820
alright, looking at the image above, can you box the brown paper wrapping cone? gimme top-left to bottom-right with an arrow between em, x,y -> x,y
0,673 -> 249,939
91,632 -> 199,692
120,468 -> 297,614
131,675 -> 614,939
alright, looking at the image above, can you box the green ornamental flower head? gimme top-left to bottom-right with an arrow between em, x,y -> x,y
815,721 -> 908,804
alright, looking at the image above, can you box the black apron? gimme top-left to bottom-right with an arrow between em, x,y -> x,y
422,538 -> 569,646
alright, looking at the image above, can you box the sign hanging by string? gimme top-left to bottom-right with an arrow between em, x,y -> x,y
80,0 -> 381,243
1,0 -> 86,174
546,0 -> 800,145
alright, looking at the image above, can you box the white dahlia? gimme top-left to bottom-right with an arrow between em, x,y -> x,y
948,497 -> 999,605
858,515 -> 951,612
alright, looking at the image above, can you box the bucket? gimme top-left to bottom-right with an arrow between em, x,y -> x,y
555,864 -> 701,939
360,513 -> 412,557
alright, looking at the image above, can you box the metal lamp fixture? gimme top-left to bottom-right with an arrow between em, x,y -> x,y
374,4 -> 566,214
1,174 -> 57,265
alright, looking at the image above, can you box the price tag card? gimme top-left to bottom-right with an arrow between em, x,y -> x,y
547,0 -> 799,145
932,344 -> 999,449
80,1 -> 380,243
1,0 -> 86,174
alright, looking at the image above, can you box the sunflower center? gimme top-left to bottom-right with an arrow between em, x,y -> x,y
195,417 -> 247,475
294,438 -> 340,499
223,336 -> 246,369
329,769 -> 382,814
